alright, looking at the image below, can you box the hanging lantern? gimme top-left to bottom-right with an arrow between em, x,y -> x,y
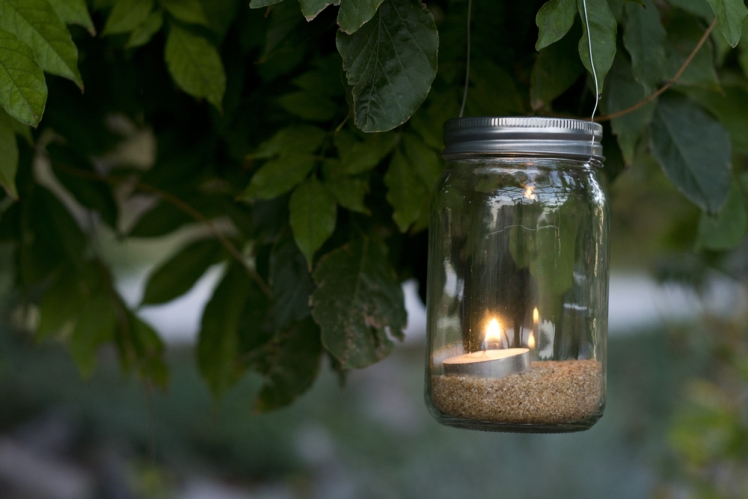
424,117 -> 609,433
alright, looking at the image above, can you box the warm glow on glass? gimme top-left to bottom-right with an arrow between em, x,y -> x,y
528,332 -> 536,349
533,307 -> 539,324
524,186 -> 536,200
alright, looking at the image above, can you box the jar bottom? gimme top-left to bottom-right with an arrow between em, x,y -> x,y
430,411 -> 603,433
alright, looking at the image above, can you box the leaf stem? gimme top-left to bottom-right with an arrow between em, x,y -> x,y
594,18 -> 717,123
50,163 -> 272,297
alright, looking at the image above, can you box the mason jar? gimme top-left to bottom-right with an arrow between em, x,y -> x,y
424,117 -> 610,433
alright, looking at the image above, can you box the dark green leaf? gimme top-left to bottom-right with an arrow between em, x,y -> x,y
401,133 -> 440,192
535,0 -> 576,50
141,239 -> 224,306
385,148 -> 425,232
650,94 -> 731,213
47,0 -> 95,35
0,28 -> 47,127
254,317 -> 322,412
696,181 -> 747,250
682,86 -> 748,154
339,132 -> 397,174
465,61 -> 525,116
0,0 -> 83,88
241,153 -> 317,201
47,144 -> 119,229
0,115 -> 18,198
665,12 -> 719,88
299,0 -> 336,21
605,55 -> 654,164
324,175 -> 370,214
0,108 -> 32,143
531,27 -> 584,110
706,0 -> 747,47
250,125 -> 327,159
740,18 -> 748,74
289,177 -> 337,267
292,55 -> 345,97
129,201 -> 193,237
336,0 -> 438,132
159,0 -> 209,26
103,0 -> 154,35
270,236 -> 316,331
668,0 -> 715,18
577,0 -> 617,93
312,238 -> 406,369
622,0 -> 667,89
126,11 -> 163,48
197,262 -> 254,396
37,265 -> 88,340
250,0 -> 284,8
338,0 -> 384,34
165,22 -> 226,110
70,295 -> 117,378
126,311 -> 169,387
277,91 -> 337,121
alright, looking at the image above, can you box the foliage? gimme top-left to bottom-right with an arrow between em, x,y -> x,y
0,0 -> 746,417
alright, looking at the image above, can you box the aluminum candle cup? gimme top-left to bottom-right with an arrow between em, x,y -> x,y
442,348 -> 530,378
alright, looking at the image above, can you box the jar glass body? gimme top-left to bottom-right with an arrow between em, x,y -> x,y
424,156 -> 610,433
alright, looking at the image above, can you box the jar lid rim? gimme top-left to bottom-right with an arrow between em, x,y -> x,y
443,116 -> 604,162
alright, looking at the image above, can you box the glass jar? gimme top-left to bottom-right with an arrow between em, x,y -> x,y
424,117 -> 610,433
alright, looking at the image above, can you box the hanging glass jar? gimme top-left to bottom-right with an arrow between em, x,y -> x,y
424,117 -> 610,433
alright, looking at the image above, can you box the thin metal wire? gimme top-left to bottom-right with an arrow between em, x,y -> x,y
581,0 -> 599,122
459,0 -> 472,118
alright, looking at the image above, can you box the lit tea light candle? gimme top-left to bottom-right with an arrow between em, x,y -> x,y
443,318 -> 530,378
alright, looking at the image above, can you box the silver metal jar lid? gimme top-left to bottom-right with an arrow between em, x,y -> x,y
442,117 -> 603,162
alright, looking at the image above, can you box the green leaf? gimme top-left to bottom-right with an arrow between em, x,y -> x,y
126,311 -> 169,387
0,115 -> 18,198
401,133 -> 441,191
241,153 -> 317,201
129,201 -> 193,237
465,61 -> 525,116
531,26 -> 584,110
141,239 -> 224,306
385,148 -> 425,232
0,28 -> 47,127
740,17 -> 748,74
622,0 -> 667,90
311,238 -> 406,369
665,11 -> 720,88
277,91 -> 337,121
250,125 -> 327,159
70,295 -> 117,378
299,0 -> 336,20
158,0 -> 210,26
577,0 -> 617,93
336,0 -> 438,132
289,177 -> 337,267
605,55 -> 655,164
339,132 -> 398,174
126,10 -> 163,48
696,182 -> 747,250
197,263 -> 254,396
103,0 -> 154,35
324,175 -> 370,214
47,0 -> 95,35
254,317 -> 322,412
270,236 -> 316,331
338,0 -> 385,34
250,0 -> 284,8
705,0 -> 747,47
165,22 -> 225,110
668,0 -> 715,18
37,265 -> 88,341
650,94 -> 731,214
0,0 -> 83,88
0,108 -> 32,143
292,55 -> 345,97
681,86 -> 748,154
535,0 -> 576,50
47,144 -> 119,228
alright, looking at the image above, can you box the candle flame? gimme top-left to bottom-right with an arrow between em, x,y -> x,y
528,332 -> 536,349
524,186 -> 536,200
484,318 -> 503,345
533,307 -> 539,324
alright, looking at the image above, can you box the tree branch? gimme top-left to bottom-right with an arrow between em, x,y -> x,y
51,164 -> 272,297
594,18 -> 717,123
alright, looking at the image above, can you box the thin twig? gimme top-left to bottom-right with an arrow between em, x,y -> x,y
52,164 -> 272,297
595,18 -> 717,123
